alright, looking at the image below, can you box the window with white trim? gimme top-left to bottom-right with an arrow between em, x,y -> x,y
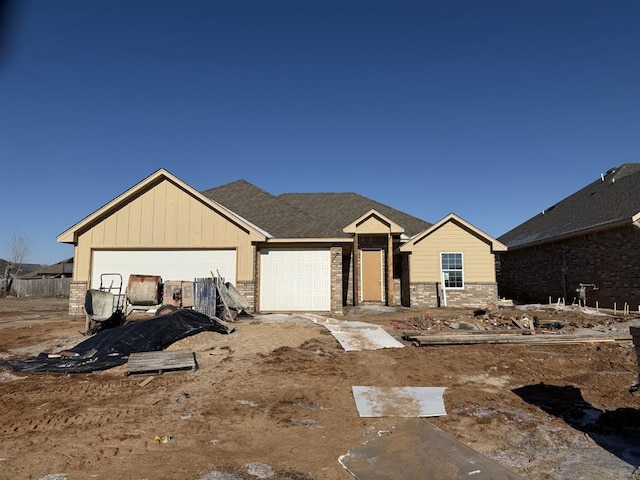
441,252 -> 463,288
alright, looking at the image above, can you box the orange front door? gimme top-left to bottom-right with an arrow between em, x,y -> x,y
361,250 -> 383,302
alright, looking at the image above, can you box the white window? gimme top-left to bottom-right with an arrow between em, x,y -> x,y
441,252 -> 463,288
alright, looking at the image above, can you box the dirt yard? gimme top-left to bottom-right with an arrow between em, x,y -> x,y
1,296 -> 639,480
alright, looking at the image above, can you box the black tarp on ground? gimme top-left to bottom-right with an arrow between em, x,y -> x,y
0,309 -> 233,373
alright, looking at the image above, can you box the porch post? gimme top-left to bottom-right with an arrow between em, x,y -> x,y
387,233 -> 394,306
353,233 -> 359,306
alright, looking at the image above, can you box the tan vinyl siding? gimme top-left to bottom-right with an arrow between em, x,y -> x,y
409,221 -> 496,283
73,179 -> 255,284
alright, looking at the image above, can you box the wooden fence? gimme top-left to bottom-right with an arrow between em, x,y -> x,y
11,278 -> 72,297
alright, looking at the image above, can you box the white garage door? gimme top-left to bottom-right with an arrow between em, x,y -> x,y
259,249 -> 331,311
91,250 -> 236,290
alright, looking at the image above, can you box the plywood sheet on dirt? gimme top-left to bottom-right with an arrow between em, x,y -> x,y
126,349 -> 196,376
339,417 -> 525,479
351,386 -> 447,417
308,317 -> 405,351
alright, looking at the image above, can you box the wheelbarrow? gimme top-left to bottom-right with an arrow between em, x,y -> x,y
83,273 -> 127,334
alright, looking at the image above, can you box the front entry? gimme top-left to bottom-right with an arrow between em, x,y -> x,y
361,249 -> 383,302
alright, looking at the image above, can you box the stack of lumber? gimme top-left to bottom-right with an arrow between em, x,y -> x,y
402,330 -> 632,347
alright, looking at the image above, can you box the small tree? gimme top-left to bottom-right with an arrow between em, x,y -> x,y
3,234 -> 31,295
7,233 -> 30,274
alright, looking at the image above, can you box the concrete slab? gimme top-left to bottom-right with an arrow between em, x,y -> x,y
339,418 -> 524,479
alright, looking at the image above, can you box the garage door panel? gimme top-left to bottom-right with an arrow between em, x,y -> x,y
260,249 -> 331,311
91,250 -> 236,290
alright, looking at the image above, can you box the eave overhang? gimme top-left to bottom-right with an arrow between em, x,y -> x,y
506,214 -> 640,252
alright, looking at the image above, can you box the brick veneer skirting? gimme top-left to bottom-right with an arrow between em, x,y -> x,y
235,280 -> 255,313
410,282 -> 498,308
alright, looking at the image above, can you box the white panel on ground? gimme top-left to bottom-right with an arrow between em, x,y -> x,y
351,386 -> 447,417
308,316 -> 406,351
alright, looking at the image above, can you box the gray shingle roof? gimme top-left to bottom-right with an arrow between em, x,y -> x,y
499,163 -> 640,249
201,180 -> 431,238
278,192 -> 431,238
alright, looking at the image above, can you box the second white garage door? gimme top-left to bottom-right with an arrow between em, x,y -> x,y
91,249 -> 237,290
259,249 -> 331,311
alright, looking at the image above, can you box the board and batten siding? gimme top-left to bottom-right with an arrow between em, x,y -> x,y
73,179 -> 255,285
409,221 -> 496,283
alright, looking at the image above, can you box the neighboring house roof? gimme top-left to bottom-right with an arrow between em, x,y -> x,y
400,213 -> 507,252
0,259 -> 42,278
21,257 -> 74,278
202,180 -> 432,239
499,163 -> 640,249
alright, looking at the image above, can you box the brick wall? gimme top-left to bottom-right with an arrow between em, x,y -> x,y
410,282 -> 498,308
68,281 -> 88,316
498,225 -> 640,309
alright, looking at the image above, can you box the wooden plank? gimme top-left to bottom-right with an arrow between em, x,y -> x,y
402,329 -> 524,338
214,270 -> 236,322
405,333 -> 632,347
126,350 -> 196,376
138,376 -> 155,387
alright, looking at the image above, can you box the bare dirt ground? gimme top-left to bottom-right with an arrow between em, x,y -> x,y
1,296 -> 639,480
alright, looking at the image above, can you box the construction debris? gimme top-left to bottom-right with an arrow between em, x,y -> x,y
0,309 -> 232,373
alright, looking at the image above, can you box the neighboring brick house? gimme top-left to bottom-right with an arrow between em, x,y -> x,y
497,163 -> 640,309
58,169 -> 505,315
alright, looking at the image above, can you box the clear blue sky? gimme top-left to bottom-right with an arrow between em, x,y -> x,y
1,1 -> 638,265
